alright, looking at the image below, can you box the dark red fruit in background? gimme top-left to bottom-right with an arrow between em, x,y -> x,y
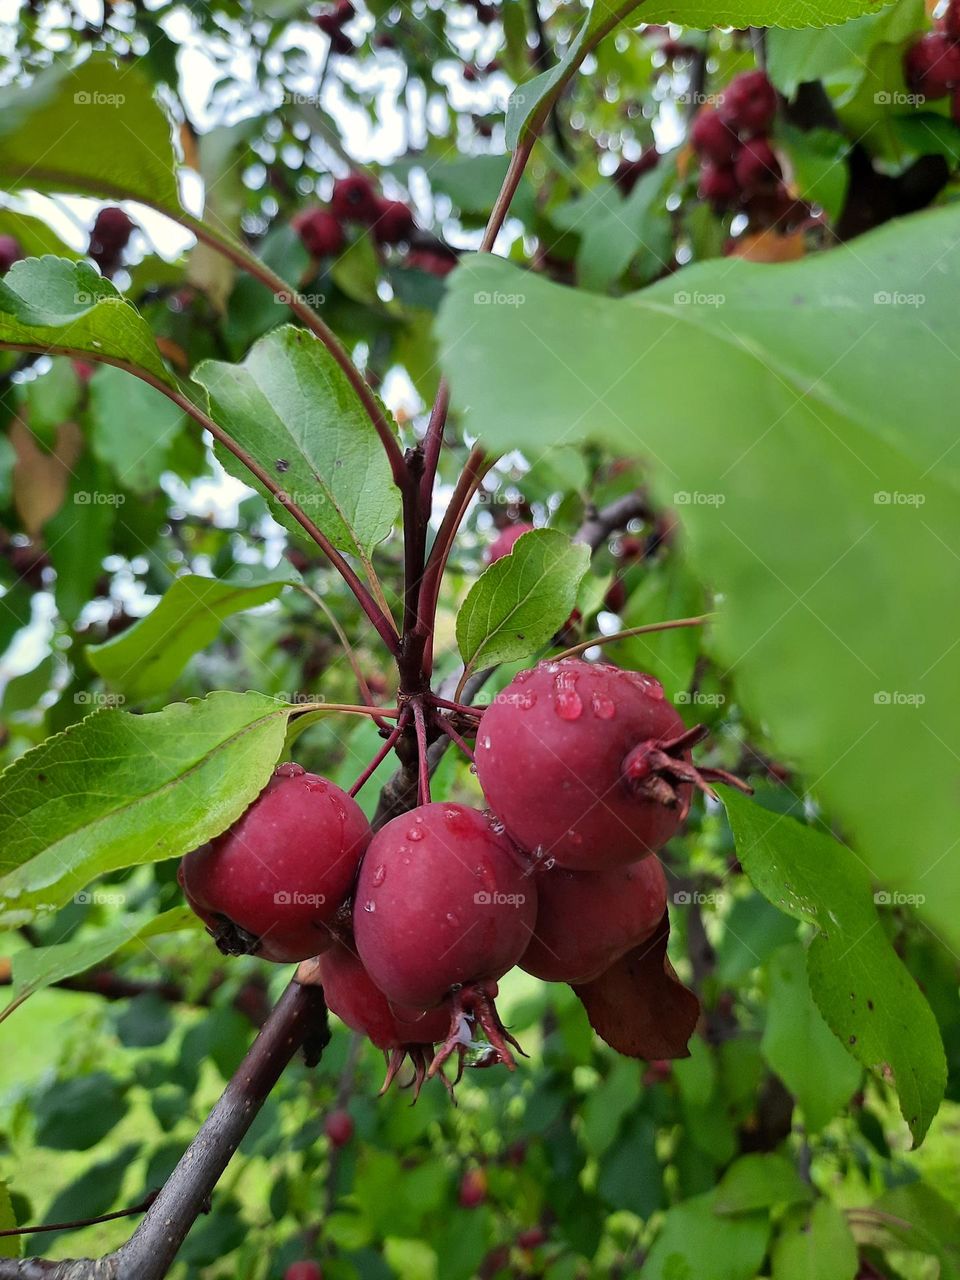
612,149 -> 659,195
373,198 -> 416,245
734,137 -> 782,194
354,803 -> 536,1008
330,173 -> 380,224
314,11 -> 341,34
904,33 -> 960,98
179,763 -> 370,963
92,205 -> 135,248
690,107 -> 741,165
463,63 -> 479,82
317,943 -> 449,1048
604,575 -> 627,613
476,659 -> 690,868
486,521 -> 534,564
698,163 -> 739,209
406,246 -> 458,277
0,234 -> 22,273
459,1167 -> 488,1208
285,1263 -> 323,1280
719,69 -> 778,135
944,0 -> 960,39
517,1227 -> 547,1249
293,206 -> 345,257
520,856 -> 667,983
324,1108 -> 354,1147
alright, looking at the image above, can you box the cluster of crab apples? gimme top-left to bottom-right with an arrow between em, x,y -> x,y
180,657 -> 746,1096
904,0 -> 960,117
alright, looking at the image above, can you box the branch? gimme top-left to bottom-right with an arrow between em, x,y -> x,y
0,982 -> 329,1280
575,490 -> 653,550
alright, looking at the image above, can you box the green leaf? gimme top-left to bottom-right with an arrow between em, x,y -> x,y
869,1182 -> 960,1280
771,1200 -> 858,1280
761,944 -> 862,1132
384,1238 -> 437,1280
728,792 -> 946,1144
0,691 -> 290,925
456,529 -> 589,678
1,907 -> 196,1021
193,326 -> 400,563
88,365 -> 185,495
437,211 -> 960,952
0,1181 -> 19,1259
87,570 -> 293,700
44,452 -> 115,625
777,127 -> 849,223
21,358 -> 81,447
0,582 -> 34,658
714,1154 -> 813,1216
38,1145 -> 140,1248
0,58 -> 181,213
0,256 -> 174,386
34,1072 -> 128,1151
642,1190 -> 770,1280
596,1111 -> 663,1219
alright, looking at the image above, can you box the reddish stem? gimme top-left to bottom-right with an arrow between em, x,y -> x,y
349,713 -> 408,797
434,714 -> 476,763
411,699 -> 431,806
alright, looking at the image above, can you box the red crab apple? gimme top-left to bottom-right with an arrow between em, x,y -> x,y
520,855 -> 667,983
331,173 -> 381,224
293,206 -> 345,257
324,1108 -> 354,1148
719,69 -> 778,135
486,522 -> 534,564
734,137 -> 782,194
612,149 -> 660,195
699,163 -> 739,209
459,1168 -> 488,1208
406,246 -> 458,276
690,108 -> 741,166
179,763 -> 370,963
904,33 -> 960,98
373,198 -> 416,245
0,234 -> 22,273
285,1264 -> 323,1280
312,942 -> 451,1095
353,803 -> 536,1072
476,659 -> 748,869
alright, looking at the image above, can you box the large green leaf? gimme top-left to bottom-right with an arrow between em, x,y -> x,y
436,209 -> 960,950
641,1190 -> 770,1280
87,365 -> 185,495
714,1154 -> 813,1216
456,529 -> 589,679
0,691 -> 290,925
193,326 -> 400,561
771,1200 -> 858,1280
727,795 -> 946,1144
0,256 -> 174,385
87,569 -> 293,700
0,59 -> 180,214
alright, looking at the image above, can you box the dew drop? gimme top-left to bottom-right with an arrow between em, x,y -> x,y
553,669 -> 582,721
362,900 -> 376,913
372,864 -> 387,886
516,690 -> 537,710
408,827 -> 425,841
481,735 -> 492,750
591,692 -> 616,720
446,911 -> 460,927
514,668 -> 534,684
275,762 -> 306,778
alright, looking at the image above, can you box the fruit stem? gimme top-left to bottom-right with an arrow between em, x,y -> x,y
349,711 -> 409,797
291,702 -> 401,720
551,615 -> 712,662
434,713 -> 476,763
411,698 -> 432,806
291,582 -> 392,730
428,694 -> 483,719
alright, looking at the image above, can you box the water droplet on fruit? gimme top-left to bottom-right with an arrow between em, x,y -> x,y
543,857 -> 556,870
568,831 -> 583,846
446,911 -> 460,926
591,692 -> 615,719
553,669 -> 582,720
372,864 -> 387,886
516,690 -> 537,709
275,762 -> 305,778
481,735 -> 491,750
362,900 -> 376,913
408,827 -> 425,841
469,763 -> 478,774
305,779 -> 328,793
514,668 -> 533,684
489,818 -> 506,835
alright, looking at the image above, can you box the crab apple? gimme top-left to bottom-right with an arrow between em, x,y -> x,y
612,149 -> 659,195
285,1264 -> 323,1280
293,206 -> 344,258
91,206 -> 135,248
486,521 -> 534,564
944,0 -> 960,39
329,29 -> 354,54
698,163 -> 739,209
314,10 -> 341,34
459,1168 -> 488,1208
406,246 -> 458,277
904,34 -> 960,98
330,173 -> 380,224
324,1108 -> 354,1148
0,234 -> 22,273
517,1227 -> 547,1249
690,108 -> 741,165
373,198 -> 416,245
719,69 -> 778,135
476,659 -> 748,869
734,137 -> 782,194
354,803 -> 536,1009
314,942 -> 450,1095
520,856 -> 667,983
179,763 -> 370,963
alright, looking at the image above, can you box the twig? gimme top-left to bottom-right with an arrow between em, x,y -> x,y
412,699 -> 431,806
551,615 -> 710,661
349,713 -> 408,797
